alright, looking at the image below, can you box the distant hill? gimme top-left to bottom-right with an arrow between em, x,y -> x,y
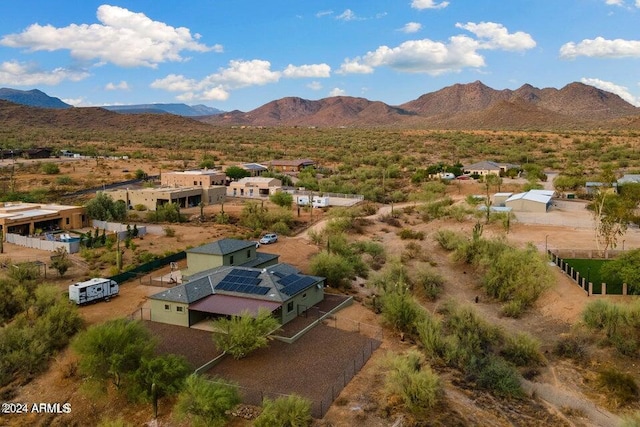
200,81 -> 640,129
0,88 -> 71,109
102,103 -> 223,117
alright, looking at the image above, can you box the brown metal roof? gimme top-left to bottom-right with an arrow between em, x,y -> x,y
189,294 -> 281,316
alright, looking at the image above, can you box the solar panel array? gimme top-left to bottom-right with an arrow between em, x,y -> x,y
215,269 -> 269,296
279,274 -> 317,296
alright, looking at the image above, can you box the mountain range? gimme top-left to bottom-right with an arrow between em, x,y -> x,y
1,81 -> 640,130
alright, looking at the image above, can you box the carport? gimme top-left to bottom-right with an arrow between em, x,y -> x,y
188,294 -> 282,327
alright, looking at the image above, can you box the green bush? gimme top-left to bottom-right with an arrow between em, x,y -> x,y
433,229 -> 467,251
382,350 -> 442,414
501,333 -> 545,367
380,288 -> 426,337
254,395 -> 312,427
470,356 -> 523,398
211,309 -> 280,359
553,336 -> 588,360
173,375 -> 240,427
398,228 -> 425,240
309,251 -> 355,289
415,267 -> 446,301
41,162 -> 60,174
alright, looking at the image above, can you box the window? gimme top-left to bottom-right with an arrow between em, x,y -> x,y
230,255 -> 234,265
164,304 -> 171,311
302,293 -> 307,299
66,218 -> 70,225
176,306 -> 184,313
287,301 -> 294,312
247,249 -> 251,259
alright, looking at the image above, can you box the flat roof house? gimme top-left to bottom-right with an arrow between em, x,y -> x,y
239,163 -> 269,177
268,159 -> 315,173
464,161 -> 520,176
104,186 -> 226,211
227,177 -> 282,198
161,169 -> 226,188
0,202 -> 87,239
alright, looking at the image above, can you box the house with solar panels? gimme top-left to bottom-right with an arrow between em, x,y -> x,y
182,238 -> 280,280
148,263 -> 325,327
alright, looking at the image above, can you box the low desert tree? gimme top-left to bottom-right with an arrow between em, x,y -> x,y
269,191 -> 293,208
173,374 -> 240,427
309,251 -> 355,289
40,162 -> 60,175
85,192 -> 127,221
224,165 -> 250,181
50,247 -> 72,277
127,354 -> 191,402
211,309 -> 280,359
72,318 -> 155,389
147,202 -> 184,223
381,350 -> 442,414
254,394 -> 313,427
600,248 -> 640,294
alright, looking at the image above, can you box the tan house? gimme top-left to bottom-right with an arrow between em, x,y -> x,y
161,169 -> 226,188
182,238 -> 279,279
104,186 -> 226,211
504,190 -> 554,213
267,159 -> 315,173
0,202 -> 87,239
227,177 -> 282,198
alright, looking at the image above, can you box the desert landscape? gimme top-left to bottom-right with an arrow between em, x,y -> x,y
1,85 -> 640,427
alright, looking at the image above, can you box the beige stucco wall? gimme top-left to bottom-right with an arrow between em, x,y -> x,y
150,299 -> 189,327
505,199 -> 547,213
161,171 -> 226,188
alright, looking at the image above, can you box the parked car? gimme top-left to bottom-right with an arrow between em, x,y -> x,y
259,233 -> 278,244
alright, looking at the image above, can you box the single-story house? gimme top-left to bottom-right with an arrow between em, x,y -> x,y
240,163 -> 269,177
182,238 -> 279,280
504,190 -> 554,213
618,174 -> 640,185
585,181 -> 618,195
268,159 -> 315,173
464,161 -> 520,176
23,148 -> 53,159
161,169 -> 227,188
0,202 -> 87,239
227,177 -> 282,198
103,186 -> 226,211
149,263 -> 325,327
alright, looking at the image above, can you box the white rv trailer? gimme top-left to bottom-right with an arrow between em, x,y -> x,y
69,278 -> 119,305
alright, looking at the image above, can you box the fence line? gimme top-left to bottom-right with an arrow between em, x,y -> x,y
6,233 -> 80,253
548,249 -> 631,296
202,338 -> 380,419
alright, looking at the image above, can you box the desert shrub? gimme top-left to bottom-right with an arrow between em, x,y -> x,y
126,354 -> 191,402
447,204 -> 469,222
398,228 -> 425,240
254,394 -> 312,427
469,356 -> 523,398
173,375 -> 240,427
415,267 -> 446,301
55,175 -> 73,185
369,261 -> 412,292
582,300 -> 640,356
310,251 -> 355,289
41,162 -> 60,174
416,314 -> 444,358
596,368 -> 639,406
553,336 -> 588,360
420,197 -> 454,221
134,204 -> 147,211
380,288 -> 426,338
433,229 -> 467,251
501,333 -> 545,367
97,418 -> 133,427
163,226 -> 176,237
621,411 -> 640,427
382,350 -> 442,414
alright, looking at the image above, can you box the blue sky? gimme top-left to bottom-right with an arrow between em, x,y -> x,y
1,1 -> 639,111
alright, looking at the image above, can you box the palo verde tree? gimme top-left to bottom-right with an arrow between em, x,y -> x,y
600,248 -> 640,295
85,192 -> 127,221
173,374 -> 240,427
224,165 -> 250,181
211,309 -> 280,359
50,246 -> 72,277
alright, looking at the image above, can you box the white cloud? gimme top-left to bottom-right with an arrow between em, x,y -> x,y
340,36 -> 484,75
560,36 -> 640,59
316,10 -> 333,18
581,77 -> 640,106
105,81 -> 129,91
340,22 -> 535,75
411,0 -> 450,10
456,22 -> 536,51
605,0 -> 624,5
0,60 -> 88,86
637,0 -> 640,7
283,64 -> 331,78
0,5 -> 217,68
152,59 -> 328,101
61,97 -> 85,107
400,22 -> 422,34
329,88 -> 346,96
337,9 -> 359,21
307,81 -> 323,90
